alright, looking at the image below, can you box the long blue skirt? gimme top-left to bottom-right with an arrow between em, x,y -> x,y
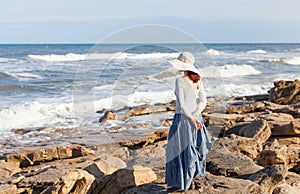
165,113 -> 212,190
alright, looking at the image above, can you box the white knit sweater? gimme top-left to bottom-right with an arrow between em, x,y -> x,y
174,76 -> 207,120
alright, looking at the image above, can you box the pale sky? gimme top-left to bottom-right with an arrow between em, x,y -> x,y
0,0 -> 299,43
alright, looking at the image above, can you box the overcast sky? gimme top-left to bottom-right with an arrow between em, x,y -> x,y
0,0 -> 299,43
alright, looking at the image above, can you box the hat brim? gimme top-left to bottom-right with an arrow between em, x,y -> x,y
168,59 -> 201,75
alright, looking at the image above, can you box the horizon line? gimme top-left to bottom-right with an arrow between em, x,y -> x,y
0,42 -> 300,45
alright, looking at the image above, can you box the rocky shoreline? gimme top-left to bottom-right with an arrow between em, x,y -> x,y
0,79 -> 299,194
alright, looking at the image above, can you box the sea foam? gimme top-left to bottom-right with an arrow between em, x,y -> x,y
0,101 -> 74,132
27,52 -> 179,62
207,49 -> 224,56
200,64 -> 261,78
28,53 -> 86,62
247,49 -> 267,54
266,57 -> 300,65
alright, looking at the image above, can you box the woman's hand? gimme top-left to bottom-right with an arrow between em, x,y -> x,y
195,120 -> 202,130
190,118 -> 203,130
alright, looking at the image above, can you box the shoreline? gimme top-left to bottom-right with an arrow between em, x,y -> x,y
0,79 -> 299,193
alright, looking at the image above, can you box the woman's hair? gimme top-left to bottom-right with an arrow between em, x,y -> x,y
186,71 -> 200,83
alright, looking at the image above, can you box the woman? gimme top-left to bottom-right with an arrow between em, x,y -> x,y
165,52 -> 212,191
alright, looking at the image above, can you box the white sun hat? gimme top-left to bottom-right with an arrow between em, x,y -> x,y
168,52 -> 201,75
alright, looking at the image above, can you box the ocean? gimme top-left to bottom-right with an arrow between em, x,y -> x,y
1,43 -> 300,142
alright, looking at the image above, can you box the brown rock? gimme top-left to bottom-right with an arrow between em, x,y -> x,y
6,144 -> 93,167
125,106 -> 167,117
0,184 -> 25,194
84,155 -> 127,176
119,129 -> 168,148
273,172 -> 300,194
264,101 -> 300,118
122,172 -> 262,194
100,165 -> 157,194
204,113 -> 245,126
224,121 -> 251,136
207,137 -> 263,177
239,119 -> 271,140
42,169 -> 95,194
0,160 -> 21,178
274,137 -> 300,145
227,101 -> 265,114
259,112 -> 294,122
257,144 -> 300,169
257,112 -> 300,136
233,119 -> 271,159
269,79 -> 300,105
248,164 -> 288,194
98,111 -> 128,122
17,166 -> 68,188
99,104 -> 174,123
129,140 -> 167,182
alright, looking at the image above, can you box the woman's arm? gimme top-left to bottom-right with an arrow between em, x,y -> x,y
193,81 -> 207,116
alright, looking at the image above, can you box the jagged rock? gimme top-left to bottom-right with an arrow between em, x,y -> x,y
273,172 -> 300,194
239,119 -> 270,140
264,138 -> 280,149
227,101 -> 265,114
161,119 -> 173,127
269,79 -> 300,105
6,144 -> 93,167
274,136 -> 300,145
119,129 -> 168,148
122,172 -> 262,194
125,106 -> 168,117
204,113 -> 245,126
257,112 -> 300,136
259,112 -> 294,122
264,101 -> 300,118
270,120 -> 300,136
99,103 -> 175,123
100,165 -> 157,194
248,165 -> 288,194
84,155 -> 127,176
0,160 -> 21,178
17,166 -> 68,189
256,144 -> 300,168
128,140 -> 167,182
224,121 -> 251,136
0,184 -> 25,194
207,137 -> 263,177
230,119 -> 271,159
44,169 -> 95,194
99,111 -> 126,122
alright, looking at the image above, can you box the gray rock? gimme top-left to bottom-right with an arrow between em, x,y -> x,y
248,165 -> 288,194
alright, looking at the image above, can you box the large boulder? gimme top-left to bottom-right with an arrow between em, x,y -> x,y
258,113 -> 300,136
83,155 -> 127,193
84,154 -> 127,176
269,79 -> 300,105
41,169 -> 95,194
206,137 -> 263,177
257,144 -> 300,169
232,119 -> 271,159
248,165 -> 288,194
100,165 -> 157,194
273,172 -> 300,194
